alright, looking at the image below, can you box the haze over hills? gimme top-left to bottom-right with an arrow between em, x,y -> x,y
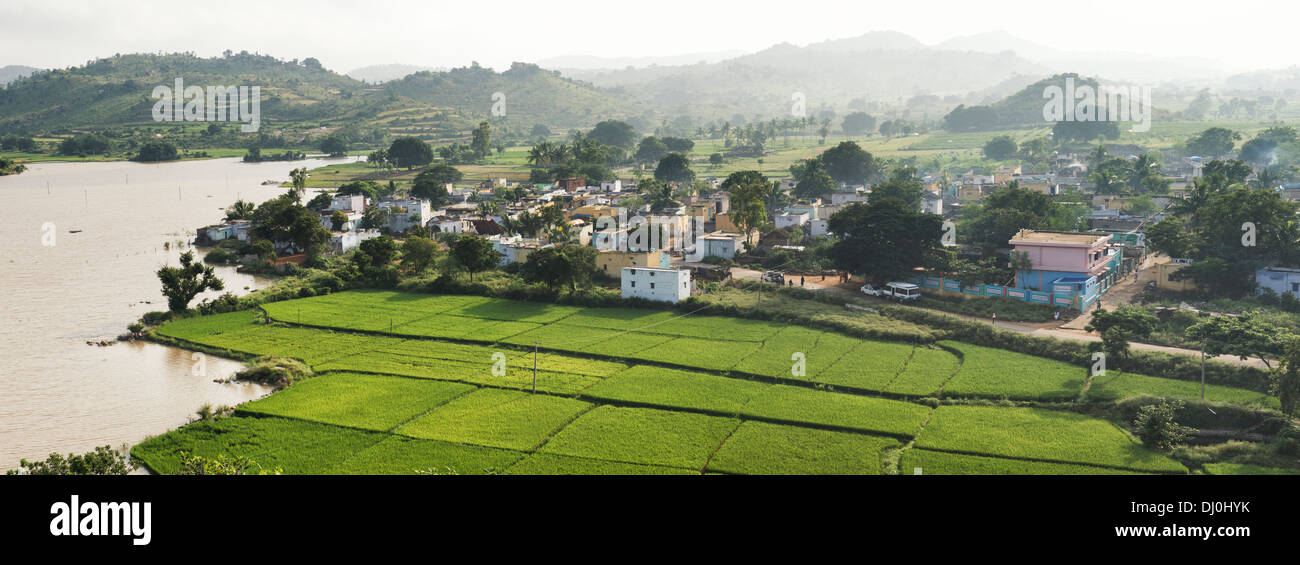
347,64 -> 446,84
537,49 -> 746,70
0,65 -> 40,86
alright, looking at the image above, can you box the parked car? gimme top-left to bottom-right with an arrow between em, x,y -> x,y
761,270 -> 785,284
860,281 -> 921,302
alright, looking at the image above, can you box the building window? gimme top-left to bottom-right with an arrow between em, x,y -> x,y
1292,282 -> 1299,293
650,283 -> 655,289
630,281 -> 636,287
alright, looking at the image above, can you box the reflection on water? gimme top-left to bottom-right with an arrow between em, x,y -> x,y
0,156 -> 357,470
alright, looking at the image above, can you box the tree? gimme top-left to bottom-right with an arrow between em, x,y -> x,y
7,445 -> 136,475
132,141 -> 178,162
252,195 -> 331,256
820,141 -> 877,186
337,180 -> 381,201
1185,311 -> 1288,370
635,136 -> 668,163
1275,337 -> 1300,415
654,152 -> 694,184
708,153 -> 724,167
319,135 -> 347,157
1051,120 -> 1119,143
521,245 -> 598,293
586,120 -> 638,149
251,240 -> 275,262
388,136 -> 434,169
982,135 -> 1018,160
402,236 -> 440,273
1144,216 -> 1194,258
411,165 -> 462,206
158,251 -> 224,311
792,158 -> 835,200
827,198 -> 943,283
841,111 -> 877,135
1133,400 -> 1196,451
356,235 -> 400,268
476,200 -> 502,218
288,167 -> 308,203
330,210 -> 348,231
470,121 -> 492,160
1084,307 -> 1157,363
662,136 -> 694,153
225,199 -> 255,221
721,171 -> 771,237
449,235 -> 500,281
869,166 -> 924,210
1185,127 -> 1239,158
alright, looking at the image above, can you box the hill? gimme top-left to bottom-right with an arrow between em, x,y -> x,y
0,53 -> 636,144
347,64 -> 444,84
0,65 -> 40,86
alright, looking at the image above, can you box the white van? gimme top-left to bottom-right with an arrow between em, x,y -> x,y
860,281 -> 921,302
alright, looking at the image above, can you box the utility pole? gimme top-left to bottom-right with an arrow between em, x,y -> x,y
532,341 -> 539,394
1201,340 -> 1207,401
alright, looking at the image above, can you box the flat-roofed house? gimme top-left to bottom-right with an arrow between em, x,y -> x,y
1009,229 -> 1116,295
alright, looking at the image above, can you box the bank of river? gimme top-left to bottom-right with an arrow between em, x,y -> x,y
0,156 -> 356,470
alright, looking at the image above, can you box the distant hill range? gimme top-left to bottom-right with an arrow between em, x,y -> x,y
0,53 -> 636,138
347,64 -> 445,84
0,65 -> 40,86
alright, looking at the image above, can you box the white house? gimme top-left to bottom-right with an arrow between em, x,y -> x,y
774,212 -> 810,229
376,198 -> 432,233
329,194 -> 366,213
922,191 -> 943,215
621,266 -> 691,303
600,180 -> 623,193
1257,266 -> 1300,296
809,219 -> 829,237
332,229 -> 382,253
701,233 -> 746,260
830,190 -> 867,205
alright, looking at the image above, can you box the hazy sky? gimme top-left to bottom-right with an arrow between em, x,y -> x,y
1,0 -> 1295,73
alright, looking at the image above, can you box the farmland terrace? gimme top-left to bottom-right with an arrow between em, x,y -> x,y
134,290 -> 1282,475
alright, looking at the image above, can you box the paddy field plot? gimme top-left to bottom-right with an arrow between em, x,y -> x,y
579,365 -> 770,415
739,385 -> 931,438
503,453 -> 698,475
1086,371 -> 1278,408
939,341 -> 1085,401
236,372 -> 475,431
706,421 -> 899,475
398,388 -> 592,450
539,405 -> 739,470
814,340 -> 915,391
899,448 -> 1148,475
914,405 -> 1187,473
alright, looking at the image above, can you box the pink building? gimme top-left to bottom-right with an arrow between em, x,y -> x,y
1009,229 -> 1115,293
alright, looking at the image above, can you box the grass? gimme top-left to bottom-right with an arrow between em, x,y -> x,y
740,385 -> 931,438
1087,372 -> 1279,408
579,365 -> 770,415
815,341 -> 915,391
940,341 -> 1086,401
631,337 -> 762,371
915,405 -> 1187,473
132,415 -> 383,475
237,372 -> 474,431
732,326 -> 859,378
1201,463 -> 1300,475
399,388 -> 592,451
504,453 -> 698,475
886,346 -> 960,396
900,448 -> 1149,475
706,421 -> 900,475
539,405 -> 738,470
332,436 -> 523,475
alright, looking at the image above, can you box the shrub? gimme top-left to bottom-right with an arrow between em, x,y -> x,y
1133,399 -> 1197,451
235,356 -> 314,389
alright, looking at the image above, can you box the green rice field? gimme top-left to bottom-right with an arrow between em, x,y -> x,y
133,290 -> 1289,475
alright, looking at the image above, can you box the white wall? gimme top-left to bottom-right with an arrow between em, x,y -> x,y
621,267 -> 690,303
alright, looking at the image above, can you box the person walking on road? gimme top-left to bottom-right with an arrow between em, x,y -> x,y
800,275 -> 805,287
991,312 -> 997,325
